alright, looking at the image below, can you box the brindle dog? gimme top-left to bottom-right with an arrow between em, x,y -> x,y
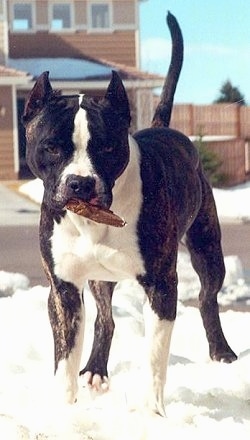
22,12 -> 237,416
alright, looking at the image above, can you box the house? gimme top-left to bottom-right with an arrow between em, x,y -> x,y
0,0 -> 163,180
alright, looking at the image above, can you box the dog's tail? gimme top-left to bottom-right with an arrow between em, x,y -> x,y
151,12 -> 183,128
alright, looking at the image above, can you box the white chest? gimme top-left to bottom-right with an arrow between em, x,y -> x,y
51,136 -> 145,289
51,214 -> 145,288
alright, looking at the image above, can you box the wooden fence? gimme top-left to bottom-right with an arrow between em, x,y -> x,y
204,139 -> 248,186
156,103 -> 250,186
169,103 -> 250,138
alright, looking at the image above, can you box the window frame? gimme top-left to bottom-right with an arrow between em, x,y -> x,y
11,1 -> 35,33
87,1 -> 113,33
49,2 -> 74,32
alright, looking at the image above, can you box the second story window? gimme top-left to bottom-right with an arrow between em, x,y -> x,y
13,3 -> 33,31
51,3 -> 71,30
90,3 -> 111,30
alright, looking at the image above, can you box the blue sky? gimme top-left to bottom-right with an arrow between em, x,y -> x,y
139,0 -> 250,104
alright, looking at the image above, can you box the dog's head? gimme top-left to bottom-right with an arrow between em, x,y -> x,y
23,71 -> 131,211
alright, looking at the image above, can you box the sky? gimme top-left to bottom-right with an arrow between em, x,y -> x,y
139,0 -> 250,104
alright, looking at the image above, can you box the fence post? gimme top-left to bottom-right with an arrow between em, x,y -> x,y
236,104 -> 241,137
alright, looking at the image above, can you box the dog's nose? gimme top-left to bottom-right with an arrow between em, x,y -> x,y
66,174 -> 96,200
69,179 -> 82,193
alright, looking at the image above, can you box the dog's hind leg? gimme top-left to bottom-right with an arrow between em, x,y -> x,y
138,240 -> 178,416
79,280 -> 116,391
142,298 -> 174,416
185,177 -> 237,363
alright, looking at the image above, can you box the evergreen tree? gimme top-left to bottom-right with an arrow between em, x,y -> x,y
214,80 -> 246,105
194,135 -> 227,186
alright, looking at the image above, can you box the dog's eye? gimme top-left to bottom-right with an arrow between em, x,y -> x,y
104,146 -> 113,153
44,144 -> 60,156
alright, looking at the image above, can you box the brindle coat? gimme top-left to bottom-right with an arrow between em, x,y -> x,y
22,13 -> 237,416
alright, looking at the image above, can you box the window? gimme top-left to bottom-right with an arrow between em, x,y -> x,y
90,3 -> 110,29
13,3 -> 33,31
51,3 -> 71,30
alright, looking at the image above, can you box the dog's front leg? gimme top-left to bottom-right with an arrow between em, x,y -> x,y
39,207 -> 85,403
48,279 -> 85,404
80,280 -> 116,391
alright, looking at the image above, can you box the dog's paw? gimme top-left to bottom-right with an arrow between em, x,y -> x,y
147,402 -> 166,417
54,376 -> 78,404
145,395 -> 166,417
80,371 -> 109,393
212,350 -> 238,363
54,360 -> 79,404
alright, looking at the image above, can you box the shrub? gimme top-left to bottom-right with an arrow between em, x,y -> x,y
194,135 -> 227,186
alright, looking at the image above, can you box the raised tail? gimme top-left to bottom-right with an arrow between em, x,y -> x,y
151,12 -> 183,128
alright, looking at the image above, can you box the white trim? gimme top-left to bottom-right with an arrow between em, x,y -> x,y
0,75 -> 32,86
11,85 -> 19,174
17,78 -> 164,91
189,135 -> 236,142
36,24 -> 49,31
74,24 -> 87,31
86,24 -> 136,34
245,141 -> 250,173
135,0 -> 140,69
1,0 -> 8,63
136,88 -> 154,130
134,28 -> 140,69
113,23 -> 136,31
86,27 -> 114,34
135,0 -> 140,28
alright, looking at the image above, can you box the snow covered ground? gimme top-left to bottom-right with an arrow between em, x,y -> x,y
0,179 -> 250,439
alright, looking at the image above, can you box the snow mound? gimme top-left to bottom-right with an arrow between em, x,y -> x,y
0,283 -> 249,439
0,270 -> 29,297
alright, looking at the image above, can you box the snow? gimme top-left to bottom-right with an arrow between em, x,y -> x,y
0,179 -> 250,439
214,182 -> 250,222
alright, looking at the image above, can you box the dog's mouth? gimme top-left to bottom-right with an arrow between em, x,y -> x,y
66,193 -> 111,209
57,195 -> 110,213
83,196 -> 103,207
65,198 -> 126,227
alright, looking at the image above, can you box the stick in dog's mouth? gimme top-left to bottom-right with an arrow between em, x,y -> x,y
66,198 -> 127,227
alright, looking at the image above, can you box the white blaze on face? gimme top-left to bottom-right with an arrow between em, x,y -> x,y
61,97 -> 94,180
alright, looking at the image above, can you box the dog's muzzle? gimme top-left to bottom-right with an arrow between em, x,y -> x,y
53,174 -> 112,209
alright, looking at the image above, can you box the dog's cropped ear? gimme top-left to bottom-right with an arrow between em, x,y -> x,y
23,71 -> 53,125
105,71 -> 131,123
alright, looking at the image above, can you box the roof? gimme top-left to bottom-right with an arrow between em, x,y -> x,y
7,56 -> 164,89
8,58 -> 111,81
97,57 -> 164,82
0,65 -> 31,85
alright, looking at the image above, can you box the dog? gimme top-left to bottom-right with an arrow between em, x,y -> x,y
22,12 -> 237,416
